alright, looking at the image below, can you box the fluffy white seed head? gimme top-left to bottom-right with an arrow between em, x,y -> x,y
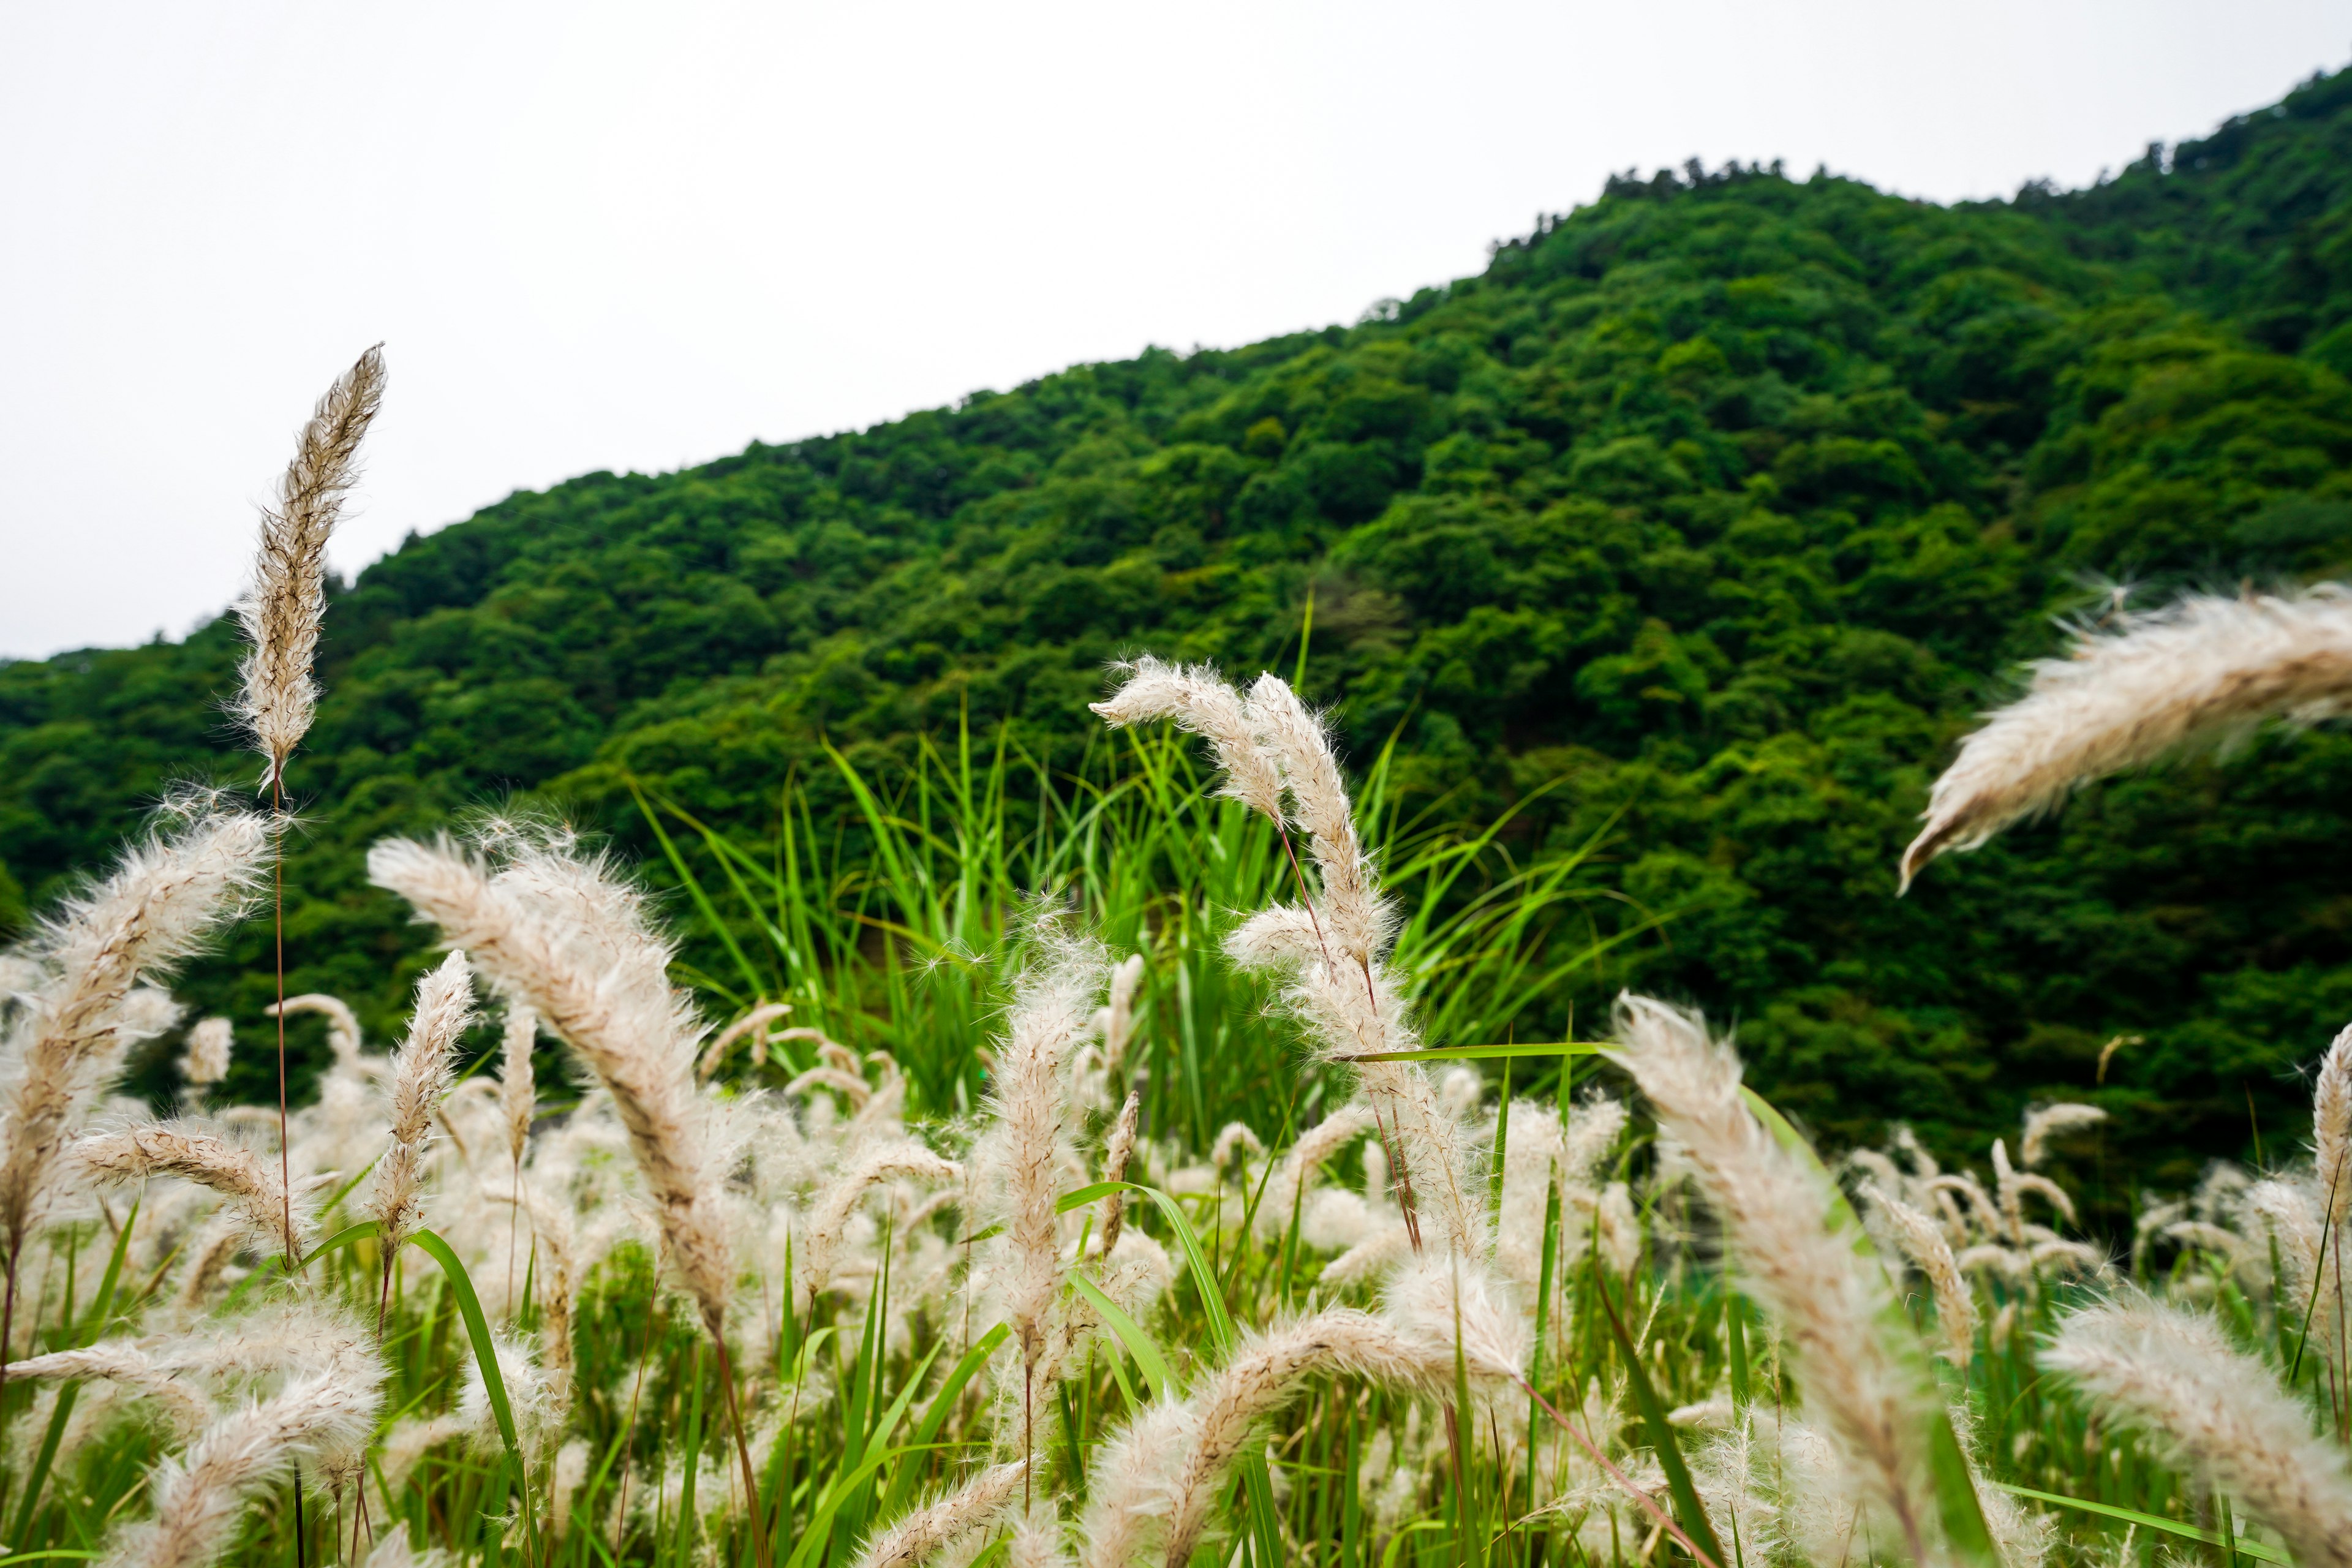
234,345 -> 385,786
2317,1023 -> 2352,1225
72,1120 -> 312,1265
848,1460 -> 1027,1568
1611,994 -> 1940,1561
2019,1102 -> 2106,1169
497,1000 -> 537,1166
0,802 -> 271,1256
2043,1296 -> 2352,1568
374,951 -> 475,1253
1090,657 -> 1286,825
178,1018 -> 232,1090
1859,1182 -> 1978,1363
1903,587 -> 2352,889
368,827 -> 734,1337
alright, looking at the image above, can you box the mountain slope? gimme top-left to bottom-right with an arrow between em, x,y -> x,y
6,66 -> 2352,1184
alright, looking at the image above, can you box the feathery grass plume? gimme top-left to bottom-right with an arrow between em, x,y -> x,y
367,829 -> 729,1332
697,1000 -> 792,1082
2317,1022 -> 2352,1224
2019,1102 -> 2105,1169
0,802 -> 271,1314
374,951 -> 474,1268
178,1018 -> 232,1093
1257,1101 -> 1378,1242
234,345 -> 385,787
72,1120 -> 309,1265
1611,995 -> 1940,1561
1901,586 -> 2352,889
496,1000 -> 536,1168
794,1142 -> 963,1314
1081,1308 -> 1477,1568
1088,657 -> 1287,824
495,997 -> 537,1313
1243,673 -> 1395,967
1098,1090 -> 1140,1254
1225,908 -> 1482,1256
367,824 -> 769,1564
1860,1183 -> 1978,1363
850,1460 -> 1027,1568
2044,1295 -> 2352,1568
270,993 -> 367,1071
98,1330 -> 383,1568
1094,953 -> 1145,1079
2,1343 -> 212,1438
986,933 -> 1101,1369
2245,1178 -> 2341,1366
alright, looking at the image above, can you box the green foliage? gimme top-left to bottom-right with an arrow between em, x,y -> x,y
9,66 -> 2352,1198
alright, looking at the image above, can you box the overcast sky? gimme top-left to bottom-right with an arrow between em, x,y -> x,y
3,1 -> 2346,660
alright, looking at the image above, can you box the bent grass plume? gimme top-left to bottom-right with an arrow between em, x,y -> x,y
1902,586 -> 2352,888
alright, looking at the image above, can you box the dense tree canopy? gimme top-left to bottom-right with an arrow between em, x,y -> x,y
7,64 -> 2352,1191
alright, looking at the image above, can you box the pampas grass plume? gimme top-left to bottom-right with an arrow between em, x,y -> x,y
374,951 -> 475,1256
72,1120 -> 309,1265
849,1460 -> 1027,1568
2044,1296 -> 2352,1568
178,1019 -> 232,1090
1090,658 -> 1286,824
1611,994 -> 1938,1560
1902,587 -> 2352,888
235,345 -> 385,786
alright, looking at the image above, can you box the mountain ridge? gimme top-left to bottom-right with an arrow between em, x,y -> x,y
7,64 -> 2352,1185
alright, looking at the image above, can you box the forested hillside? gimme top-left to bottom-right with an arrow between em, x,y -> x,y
7,64 -> 2352,1188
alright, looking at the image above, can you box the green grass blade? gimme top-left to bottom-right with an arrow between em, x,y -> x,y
1994,1484 -> 2290,1564
1068,1272 -> 1174,1401
411,1229 -> 541,1565
1333,1043 -> 1602,1063
1597,1270 -> 1727,1568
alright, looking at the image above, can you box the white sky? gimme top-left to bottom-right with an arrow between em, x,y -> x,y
2,2 -> 2346,660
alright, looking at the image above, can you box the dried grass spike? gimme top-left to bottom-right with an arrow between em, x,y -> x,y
235,345 -> 385,786
1902,587 -> 2352,889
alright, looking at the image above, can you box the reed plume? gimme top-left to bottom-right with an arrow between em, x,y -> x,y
73,1121 -> 309,1265
1089,657 -> 1287,823
987,940 -> 1099,1359
2018,1102 -> 2105,1169
269,993 -> 368,1072
497,1000 -> 536,1169
374,951 -> 474,1323
178,1018 -> 232,1095
1098,1089 -> 1140,1254
696,1000 -> 791,1082
1901,586 -> 2352,888
795,1142 -> 963,1314
2318,1022 -> 2352,1224
849,1460 -> 1027,1568
1859,1182 -> 1977,1363
1083,1300 -> 1511,1568
97,1329 -> 383,1568
0,801 -> 270,1382
234,345 -> 385,787
367,825 -> 768,1566
1611,995 -> 1940,1561
1244,673 -> 1393,966
2043,1295 -> 2352,1568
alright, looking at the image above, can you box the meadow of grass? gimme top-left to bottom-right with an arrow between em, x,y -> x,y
6,352 -> 2352,1568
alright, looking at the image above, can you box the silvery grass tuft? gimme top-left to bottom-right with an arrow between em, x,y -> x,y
1902,585 -> 2352,888
235,345 -> 386,791
372,949 -> 475,1308
2043,1297 -> 2352,1568
0,796 -> 270,1383
1610,995 -> 1947,1562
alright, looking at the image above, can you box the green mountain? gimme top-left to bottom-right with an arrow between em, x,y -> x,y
8,65 -> 2352,1187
